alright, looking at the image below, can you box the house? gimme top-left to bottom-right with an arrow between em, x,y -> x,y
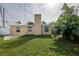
10,14 -> 52,35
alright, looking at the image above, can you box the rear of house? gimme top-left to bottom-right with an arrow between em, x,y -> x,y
10,14 -> 52,36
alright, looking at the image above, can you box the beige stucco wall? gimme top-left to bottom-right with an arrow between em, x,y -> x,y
41,25 -> 51,35
10,25 -> 34,35
10,25 -> 27,36
34,14 -> 41,35
26,25 -> 34,35
10,24 -> 51,36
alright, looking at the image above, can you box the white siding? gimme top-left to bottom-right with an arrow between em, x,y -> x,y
0,28 -> 10,35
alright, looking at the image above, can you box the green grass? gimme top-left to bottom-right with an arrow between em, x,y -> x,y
0,35 -> 79,56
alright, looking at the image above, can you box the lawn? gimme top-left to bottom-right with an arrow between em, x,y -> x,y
0,35 -> 79,56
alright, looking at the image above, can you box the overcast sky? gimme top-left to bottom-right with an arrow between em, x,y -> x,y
0,3 -> 79,27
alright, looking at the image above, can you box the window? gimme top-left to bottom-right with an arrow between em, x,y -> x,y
16,26 -> 20,32
44,26 -> 49,32
28,26 -> 32,32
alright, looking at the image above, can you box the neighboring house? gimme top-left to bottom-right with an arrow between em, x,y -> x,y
10,14 -> 52,35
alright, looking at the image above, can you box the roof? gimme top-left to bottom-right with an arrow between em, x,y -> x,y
9,23 -> 26,26
34,14 -> 41,16
27,22 -> 34,25
42,21 -> 47,25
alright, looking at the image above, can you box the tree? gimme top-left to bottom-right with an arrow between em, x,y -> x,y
54,3 -> 79,43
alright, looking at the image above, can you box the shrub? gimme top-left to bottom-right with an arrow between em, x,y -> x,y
53,3 -> 79,43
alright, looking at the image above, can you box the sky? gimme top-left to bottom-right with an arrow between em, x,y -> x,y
0,3 -> 79,27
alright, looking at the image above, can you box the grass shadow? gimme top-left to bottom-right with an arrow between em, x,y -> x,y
0,35 -> 35,49
0,35 -> 52,49
33,35 -> 52,39
49,37 -> 79,56
0,35 -> 4,40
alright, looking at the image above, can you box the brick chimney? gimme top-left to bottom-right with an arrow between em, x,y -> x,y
34,14 -> 41,35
